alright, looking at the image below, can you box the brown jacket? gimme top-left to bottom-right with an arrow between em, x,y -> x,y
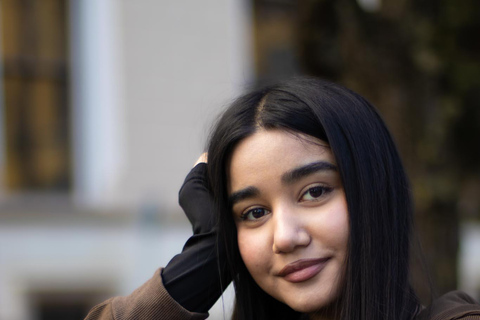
415,290 -> 480,320
84,269 -> 208,320
85,268 -> 480,320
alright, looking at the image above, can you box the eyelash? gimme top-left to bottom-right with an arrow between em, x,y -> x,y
299,184 -> 333,202
240,207 -> 271,221
239,185 -> 333,221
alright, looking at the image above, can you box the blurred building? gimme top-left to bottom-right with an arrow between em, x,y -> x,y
0,0 -> 251,319
0,1 -> 479,320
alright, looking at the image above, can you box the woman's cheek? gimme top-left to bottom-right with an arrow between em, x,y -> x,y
237,228 -> 271,271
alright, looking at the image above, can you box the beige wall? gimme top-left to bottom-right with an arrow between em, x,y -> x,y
116,0 -> 253,214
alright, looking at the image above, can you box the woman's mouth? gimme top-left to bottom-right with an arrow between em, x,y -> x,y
276,258 -> 330,283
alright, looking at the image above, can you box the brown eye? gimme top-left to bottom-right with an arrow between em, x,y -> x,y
309,187 -> 325,198
241,208 -> 270,221
301,185 -> 333,202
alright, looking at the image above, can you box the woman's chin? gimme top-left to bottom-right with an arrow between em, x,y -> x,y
285,298 -> 328,314
283,294 -> 339,317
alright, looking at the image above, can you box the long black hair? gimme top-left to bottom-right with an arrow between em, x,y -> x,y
207,77 -> 420,320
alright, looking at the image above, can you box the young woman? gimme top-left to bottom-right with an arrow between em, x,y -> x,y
85,77 -> 480,320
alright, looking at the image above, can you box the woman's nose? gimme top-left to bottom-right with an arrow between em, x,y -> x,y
272,206 -> 311,254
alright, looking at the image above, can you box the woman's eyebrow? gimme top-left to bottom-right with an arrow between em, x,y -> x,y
228,186 -> 260,207
281,161 -> 337,184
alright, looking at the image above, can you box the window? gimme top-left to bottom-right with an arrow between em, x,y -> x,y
31,290 -> 109,320
1,0 -> 71,191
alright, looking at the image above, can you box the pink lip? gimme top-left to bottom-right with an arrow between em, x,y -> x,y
276,258 -> 330,283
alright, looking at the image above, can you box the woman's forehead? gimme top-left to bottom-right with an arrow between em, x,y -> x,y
227,129 -> 335,191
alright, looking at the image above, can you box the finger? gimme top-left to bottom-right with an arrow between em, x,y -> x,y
194,153 -> 208,166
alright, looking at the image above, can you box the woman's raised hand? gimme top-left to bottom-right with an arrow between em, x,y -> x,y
163,152 -> 230,314
178,153 -> 214,235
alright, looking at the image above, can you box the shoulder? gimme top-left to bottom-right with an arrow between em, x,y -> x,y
415,291 -> 480,320
84,268 -> 208,320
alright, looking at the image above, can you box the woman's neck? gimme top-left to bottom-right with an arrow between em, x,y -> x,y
309,314 -> 335,320
307,302 -> 341,320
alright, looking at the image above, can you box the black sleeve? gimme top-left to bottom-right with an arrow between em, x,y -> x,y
162,163 -> 231,314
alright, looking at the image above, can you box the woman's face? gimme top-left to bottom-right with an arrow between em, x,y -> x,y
228,129 -> 349,315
